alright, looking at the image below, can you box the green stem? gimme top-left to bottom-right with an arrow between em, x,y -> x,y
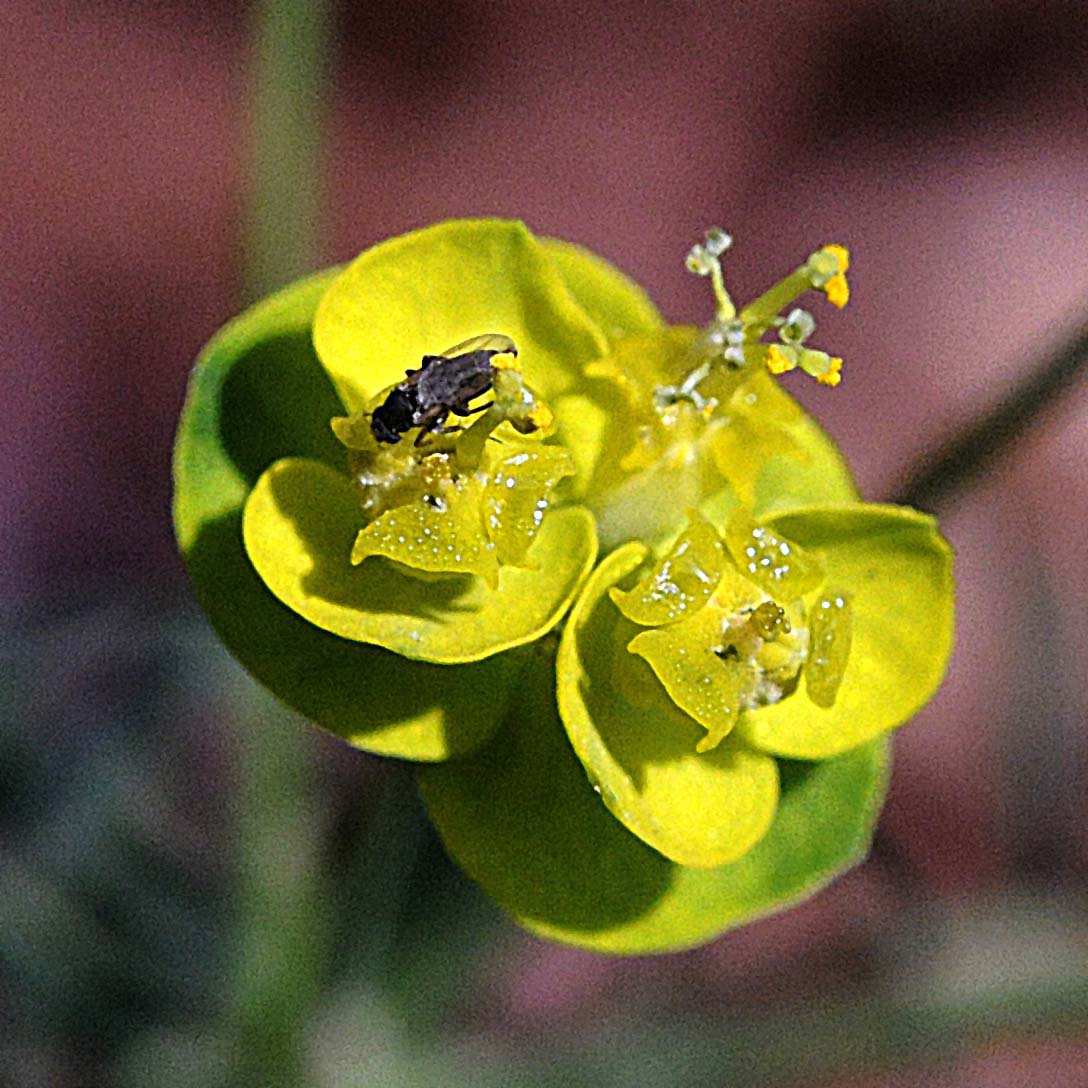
222,3 -> 334,1081
739,267 -> 811,328
226,696 -> 327,1087
894,317 -> 1088,509
709,261 -> 735,321
245,0 -> 332,301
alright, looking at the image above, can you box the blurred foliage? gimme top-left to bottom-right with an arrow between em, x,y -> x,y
1,587 -> 233,1082
0,584 -> 516,1086
2,580 -> 1087,1086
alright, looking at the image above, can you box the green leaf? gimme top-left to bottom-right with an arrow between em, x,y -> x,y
173,271 -> 521,760
243,457 -> 598,664
418,648 -> 890,953
736,504 -> 955,759
556,545 -> 780,868
312,219 -> 611,413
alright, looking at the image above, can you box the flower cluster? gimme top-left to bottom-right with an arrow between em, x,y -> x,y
174,219 -> 953,952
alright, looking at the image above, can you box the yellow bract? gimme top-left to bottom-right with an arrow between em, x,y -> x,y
608,511 -> 727,626
736,504 -> 954,758
313,220 -> 609,412
558,544 -> 781,868
243,457 -> 597,663
627,601 -> 760,753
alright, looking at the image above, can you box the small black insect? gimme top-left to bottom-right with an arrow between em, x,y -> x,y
370,334 -> 518,445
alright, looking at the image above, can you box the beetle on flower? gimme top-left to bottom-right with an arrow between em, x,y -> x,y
174,218 -> 953,953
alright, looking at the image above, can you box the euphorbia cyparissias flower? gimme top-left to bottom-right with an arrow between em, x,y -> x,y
174,219 -> 953,952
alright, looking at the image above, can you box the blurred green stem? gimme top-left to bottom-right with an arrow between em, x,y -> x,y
225,2 -> 334,1082
245,0 -> 332,301
226,701 -> 327,1086
895,317 -> 1088,509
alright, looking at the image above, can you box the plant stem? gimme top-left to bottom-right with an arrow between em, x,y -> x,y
336,762 -> 428,988
223,3 -> 334,1081
894,318 -> 1088,509
226,699 -> 327,1087
245,0 -> 332,301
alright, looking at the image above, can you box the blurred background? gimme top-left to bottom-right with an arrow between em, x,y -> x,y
4,1 -> 1088,1085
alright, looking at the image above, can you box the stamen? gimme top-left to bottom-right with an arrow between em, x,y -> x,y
806,245 -> 850,309
766,345 -> 795,375
686,227 -> 736,320
703,228 -> 733,257
816,358 -> 843,387
778,308 -> 816,345
526,402 -> 554,430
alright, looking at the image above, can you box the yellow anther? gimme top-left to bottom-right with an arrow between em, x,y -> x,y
749,600 -> 790,639
825,275 -> 849,309
824,244 -> 850,272
817,357 -> 843,387
527,402 -> 554,430
491,352 -> 521,372
765,344 -> 795,375
822,245 -> 850,309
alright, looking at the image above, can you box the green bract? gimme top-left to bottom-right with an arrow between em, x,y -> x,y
173,218 -> 954,953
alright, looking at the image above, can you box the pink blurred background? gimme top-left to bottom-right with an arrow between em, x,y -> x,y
5,2 -> 1088,1085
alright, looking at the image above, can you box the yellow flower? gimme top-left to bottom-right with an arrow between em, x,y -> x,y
175,219 -> 953,954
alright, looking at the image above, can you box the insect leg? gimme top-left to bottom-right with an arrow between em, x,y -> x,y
412,404 -> 452,446
415,424 -> 465,447
450,401 -> 493,417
